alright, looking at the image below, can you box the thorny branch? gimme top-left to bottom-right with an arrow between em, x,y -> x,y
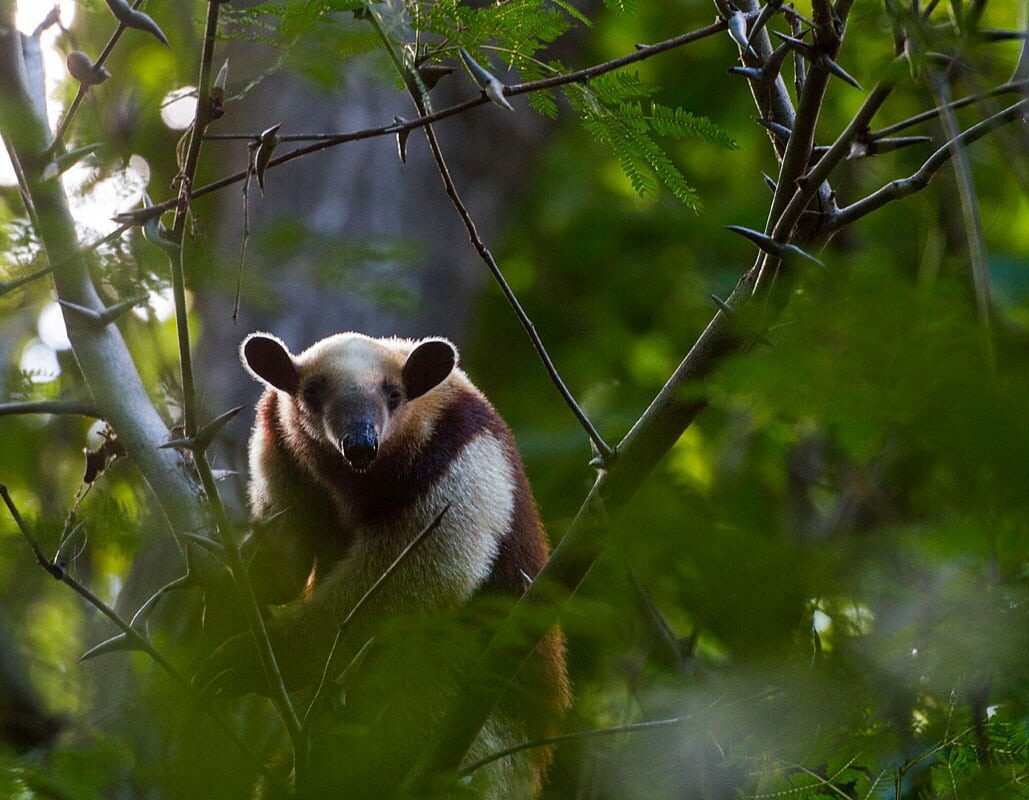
168,0 -> 221,440
123,19 -> 731,225
367,9 -> 615,461
831,100 -> 1027,229
0,6 -> 215,586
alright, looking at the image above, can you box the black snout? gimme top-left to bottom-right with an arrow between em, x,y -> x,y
340,423 -> 378,470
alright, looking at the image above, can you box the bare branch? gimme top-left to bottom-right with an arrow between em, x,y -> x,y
0,400 -> 100,418
167,0 -> 222,439
867,79 -> 1028,139
152,4 -> 305,742
832,100 -> 1027,229
460,717 -> 684,777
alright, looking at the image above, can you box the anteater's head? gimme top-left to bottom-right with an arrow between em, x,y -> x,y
241,332 -> 457,472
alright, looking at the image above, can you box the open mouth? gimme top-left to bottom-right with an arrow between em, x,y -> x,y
339,442 -> 377,472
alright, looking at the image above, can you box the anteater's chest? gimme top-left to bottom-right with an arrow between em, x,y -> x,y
316,431 -> 519,613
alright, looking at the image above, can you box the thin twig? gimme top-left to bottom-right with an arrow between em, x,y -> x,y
1,223 -> 133,299
167,1 -> 222,439
0,484 -> 280,791
120,20 -> 730,226
831,100 -> 1027,229
459,717 -> 684,777
49,0 -> 147,154
302,504 -> 450,730
0,400 -> 100,418
232,152 -> 256,323
868,79 -> 1029,139
368,11 -> 615,461
0,264 -> 53,298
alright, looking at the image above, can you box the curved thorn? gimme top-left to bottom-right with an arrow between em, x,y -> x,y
773,30 -> 817,60
141,191 -> 180,254
160,406 -> 243,453
782,242 -> 826,269
394,116 -> 410,165
727,11 -> 757,57
709,293 -> 735,316
57,299 -> 101,322
764,41 -> 792,79
46,143 -> 102,180
744,0 -> 784,52
105,0 -> 170,47
417,64 -> 455,91
99,294 -> 148,326
255,123 -> 282,194
78,632 -> 141,662
180,532 -> 230,563
193,406 -> 244,452
822,55 -> 862,89
458,49 -> 513,110
849,135 -> 933,158
725,225 -> 823,268
726,224 -> 779,252
728,65 -> 764,79
129,574 -> 192,628
754,116 -> 792,140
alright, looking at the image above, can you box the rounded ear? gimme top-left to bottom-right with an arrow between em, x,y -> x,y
240,334 -> 299,394
402,339 -> 457,400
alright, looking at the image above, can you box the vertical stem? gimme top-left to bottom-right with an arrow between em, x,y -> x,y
929,72 -> 995,368
169,0 -> 221,437
161,0 -> 305,775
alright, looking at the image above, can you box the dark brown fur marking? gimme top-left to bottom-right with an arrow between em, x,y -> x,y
297,389 -> 502,521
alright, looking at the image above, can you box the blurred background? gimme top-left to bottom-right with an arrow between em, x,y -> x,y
2,0 -> 1029,796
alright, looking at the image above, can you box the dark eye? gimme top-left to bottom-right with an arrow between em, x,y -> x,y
302,378 -> 325,412
384,382 -> 402,412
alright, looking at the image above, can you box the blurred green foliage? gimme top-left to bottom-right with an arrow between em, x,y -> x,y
2,0 -> 1029,797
